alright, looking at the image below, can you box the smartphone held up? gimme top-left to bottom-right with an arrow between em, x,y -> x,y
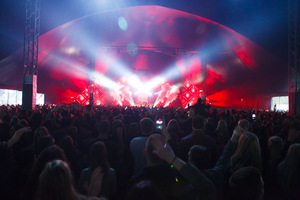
156,117 -> 163,130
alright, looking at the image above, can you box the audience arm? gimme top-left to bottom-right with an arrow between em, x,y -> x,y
152,139 -> 217,200
7,127 -> 32,148
208,126 -> 243,176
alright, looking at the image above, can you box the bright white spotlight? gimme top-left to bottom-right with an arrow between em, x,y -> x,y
63,47 -> 80,55
94,73 -> 118,90
128,75 -> 141,88
135,90 -> 152,96
129,75 -> 154,96
144,76 -> 166,91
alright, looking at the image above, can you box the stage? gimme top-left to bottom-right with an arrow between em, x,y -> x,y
0,6 -> 287,109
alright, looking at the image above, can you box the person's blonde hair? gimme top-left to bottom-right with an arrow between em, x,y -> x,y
231,132 -> 262,172
38,160 -> 79,200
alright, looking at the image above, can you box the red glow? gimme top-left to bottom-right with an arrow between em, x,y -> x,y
206,69 -> 225,85
176,59 -> 189,80
153,82 -> 179,107
188,56 -> 202,84
134,54 -> 148,69
180,81 -> 208,108
76,84 -> 103,106
236,50 -> 255,67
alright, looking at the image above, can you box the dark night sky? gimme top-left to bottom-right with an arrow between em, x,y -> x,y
0,0 -> 288,62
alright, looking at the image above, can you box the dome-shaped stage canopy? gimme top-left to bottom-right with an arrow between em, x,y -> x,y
0,5 -> 287,108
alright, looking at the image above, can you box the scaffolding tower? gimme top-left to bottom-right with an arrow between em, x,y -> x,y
288,0 -> 300,116
22,0 -> 40,110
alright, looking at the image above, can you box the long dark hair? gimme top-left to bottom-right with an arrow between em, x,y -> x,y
89,142 -> 109,173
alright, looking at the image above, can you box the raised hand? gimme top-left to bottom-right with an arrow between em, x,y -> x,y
7,127 -> 32,147
152,137 -> 175,164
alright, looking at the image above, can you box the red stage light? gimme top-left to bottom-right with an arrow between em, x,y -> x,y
75,79 -> 208,108
76,84 -> 104,106
179,80 -> 209,108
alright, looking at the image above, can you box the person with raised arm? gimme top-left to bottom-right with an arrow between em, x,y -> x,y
0,126 -> 32,150
151,135 -> 217,200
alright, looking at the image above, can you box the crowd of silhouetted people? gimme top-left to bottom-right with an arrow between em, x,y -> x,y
0,102 -> 299,200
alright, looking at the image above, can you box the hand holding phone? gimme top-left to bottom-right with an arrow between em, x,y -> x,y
156,117 -> 163,130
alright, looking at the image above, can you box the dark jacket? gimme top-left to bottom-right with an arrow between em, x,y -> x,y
180,130 -> 218,165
